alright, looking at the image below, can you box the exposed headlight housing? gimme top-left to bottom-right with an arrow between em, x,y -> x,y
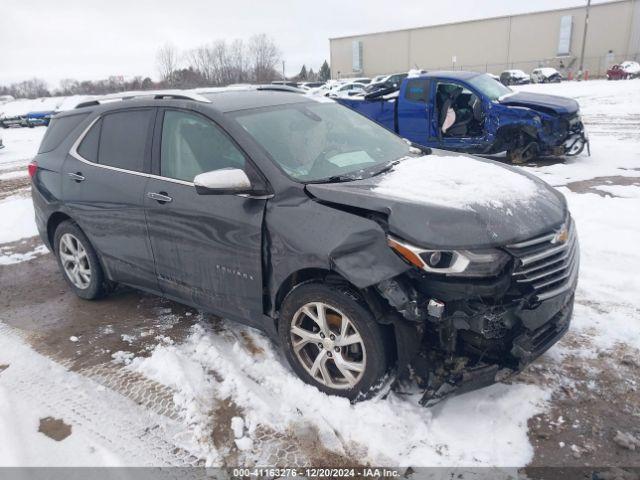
387,236 -> 511,278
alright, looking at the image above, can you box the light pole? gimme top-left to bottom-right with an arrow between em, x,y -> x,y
578,0 -> 592,79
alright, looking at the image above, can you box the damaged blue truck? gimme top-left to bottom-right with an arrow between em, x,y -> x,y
336,71 -> 589,163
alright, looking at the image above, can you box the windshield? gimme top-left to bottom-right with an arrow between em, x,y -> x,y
233,102 -> 412,182
467,74 -> 512,101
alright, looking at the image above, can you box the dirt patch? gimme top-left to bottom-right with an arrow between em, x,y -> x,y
0,175 -> 30,200
523,338 -> 640,467
0,364 -> 9,373
38,416 -> 72,441
565,175 -> 640,196
0,249 -> 196,371
211,398 -> 245,461
240,331 -> 264,356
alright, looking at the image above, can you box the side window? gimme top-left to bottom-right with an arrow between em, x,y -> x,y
405,79 -> 430,102
98,109 -> 153,172
160,110 -> 245,182
38,113 -> 88,154
77,118 -> 101,162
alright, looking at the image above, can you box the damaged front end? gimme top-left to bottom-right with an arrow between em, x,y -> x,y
376,218 -> 579,406
540,111 -> 590,157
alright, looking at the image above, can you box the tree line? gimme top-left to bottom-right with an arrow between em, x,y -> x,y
0,34 -> 331,99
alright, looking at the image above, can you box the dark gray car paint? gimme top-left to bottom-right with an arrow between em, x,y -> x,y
306,152 -> 567,250
33,92 -> 568,336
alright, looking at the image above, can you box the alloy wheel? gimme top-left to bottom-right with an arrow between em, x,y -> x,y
59,233 -> 92,289
290,301 -> 366,389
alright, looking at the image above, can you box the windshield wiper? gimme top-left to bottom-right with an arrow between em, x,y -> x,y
367,160 -> 400,177
307,174 -> 357,184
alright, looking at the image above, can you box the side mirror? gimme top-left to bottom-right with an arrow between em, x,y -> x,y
194,168 -> 253,195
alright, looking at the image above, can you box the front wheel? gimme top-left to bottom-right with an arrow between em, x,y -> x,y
279,283 -> 389,401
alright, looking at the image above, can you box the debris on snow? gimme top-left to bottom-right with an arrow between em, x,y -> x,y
234,437 -> 253,451
38,417 -> 72,442
111,351 -> 135,366
230,417 -> 245,439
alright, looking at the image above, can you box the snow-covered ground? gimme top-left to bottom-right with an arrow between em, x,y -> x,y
0,79 -> 639,468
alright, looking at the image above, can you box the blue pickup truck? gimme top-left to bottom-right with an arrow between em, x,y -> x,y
336,71 -> 588,163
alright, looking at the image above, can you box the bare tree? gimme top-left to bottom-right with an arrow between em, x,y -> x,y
228,39 -> 248,84
156,43 -> 179,86
186,44 -> 216,84
249,34 -> 280,83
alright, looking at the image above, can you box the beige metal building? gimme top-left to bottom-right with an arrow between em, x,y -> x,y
330,0 -> 640,79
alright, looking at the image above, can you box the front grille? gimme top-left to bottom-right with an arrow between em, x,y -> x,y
506,217 -> 579,301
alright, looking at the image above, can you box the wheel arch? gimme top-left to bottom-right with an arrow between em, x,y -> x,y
46,211 -> 72,248
273,268 -> 398,356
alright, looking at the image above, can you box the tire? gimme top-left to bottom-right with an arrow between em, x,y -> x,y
279,283 -> 389,401
53,220 -> 107,300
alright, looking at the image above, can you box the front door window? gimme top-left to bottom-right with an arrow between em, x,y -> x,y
436,82 -> 484,139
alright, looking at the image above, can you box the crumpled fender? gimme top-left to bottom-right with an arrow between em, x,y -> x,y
264,189 -> 410,311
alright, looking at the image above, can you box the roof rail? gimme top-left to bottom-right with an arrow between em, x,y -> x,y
256,85 -> 305,94
74,89 -> 211,109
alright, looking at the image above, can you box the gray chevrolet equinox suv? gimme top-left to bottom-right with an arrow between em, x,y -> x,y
30,88 -> 578,405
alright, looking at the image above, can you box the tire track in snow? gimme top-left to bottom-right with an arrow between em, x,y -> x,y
0,322 -> 200,466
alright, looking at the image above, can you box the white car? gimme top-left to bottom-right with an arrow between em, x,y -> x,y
328,82 -> 367,98
531,67 -> 563,83
620,61 -> 640,77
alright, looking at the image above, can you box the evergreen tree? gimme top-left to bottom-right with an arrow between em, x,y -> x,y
297,64 -> 308,80
319,60 -> 331,81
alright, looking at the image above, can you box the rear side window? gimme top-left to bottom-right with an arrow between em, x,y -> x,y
77,118 -> 101,162
405,79 -> 430,102
38,113 -> 89,153
98,109 -> 153,172
160,110 -> 245,182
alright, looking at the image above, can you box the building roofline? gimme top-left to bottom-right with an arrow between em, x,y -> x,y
329,0 -> 627,41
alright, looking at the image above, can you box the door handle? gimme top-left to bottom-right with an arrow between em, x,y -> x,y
147,191 -> 173,204
67,172 -> 85,182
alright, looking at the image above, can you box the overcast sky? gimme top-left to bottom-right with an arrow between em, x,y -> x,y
1,0 -> 610,87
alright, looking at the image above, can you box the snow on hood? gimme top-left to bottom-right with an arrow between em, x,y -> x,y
306,152 -> 567,249
373,155 -> 542,212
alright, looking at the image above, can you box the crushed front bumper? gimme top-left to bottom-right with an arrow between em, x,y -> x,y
417,290 -> 574,406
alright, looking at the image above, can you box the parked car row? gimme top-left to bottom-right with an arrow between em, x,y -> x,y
0,110 -> 56,128
499,68 -> 563,85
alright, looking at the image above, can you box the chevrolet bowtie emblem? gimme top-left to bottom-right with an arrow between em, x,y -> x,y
552,226 -> 569,244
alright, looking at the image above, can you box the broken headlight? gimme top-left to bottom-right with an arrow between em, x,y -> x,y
387,236 -> 510,278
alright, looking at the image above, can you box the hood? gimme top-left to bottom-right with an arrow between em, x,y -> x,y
306,152 -> 566,250
499,91 -> 579,115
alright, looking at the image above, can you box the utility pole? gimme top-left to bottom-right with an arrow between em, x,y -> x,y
282,61 -> 285,82
578,0 -> 592,78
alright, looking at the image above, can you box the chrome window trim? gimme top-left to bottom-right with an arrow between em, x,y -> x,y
69,115 -> 194,187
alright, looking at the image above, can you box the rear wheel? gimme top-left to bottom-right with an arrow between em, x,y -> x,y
279,283 -> 389,401
54,220 -> 107,300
